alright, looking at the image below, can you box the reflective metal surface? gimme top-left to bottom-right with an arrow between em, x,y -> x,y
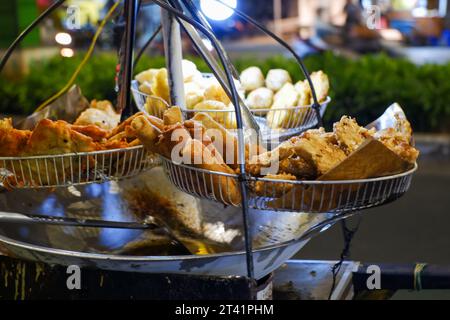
0,167 -> 331,278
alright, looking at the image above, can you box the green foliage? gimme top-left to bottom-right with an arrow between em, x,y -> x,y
1,51 -> 449,132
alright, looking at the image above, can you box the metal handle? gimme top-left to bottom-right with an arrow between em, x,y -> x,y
0,211 -> 152,230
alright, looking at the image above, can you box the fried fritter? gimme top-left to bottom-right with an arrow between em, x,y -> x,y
22,119 -> 100,156
0,118 -> 31,156
279,156 -> 316,179
291,129 -> 347,176
333,116 -> 375,154
308,70 -> 330,103
74,100 -> 120,130
71,125 -> 109,142
254,172 -> 296,197
376,127 -> 419,164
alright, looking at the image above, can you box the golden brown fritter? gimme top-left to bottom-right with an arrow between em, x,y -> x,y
0,118 -> 31,157
254,172 -> 296,197
333,116 -> 375,154
376,128 -> 419,164
74,100 -> 120,130
279,156 -> 316,179
71,125 -> 109,142
21,119 -> 100,156
291,129 -> 347,176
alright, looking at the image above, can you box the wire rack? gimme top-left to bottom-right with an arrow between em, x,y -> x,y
132,80 -> 329,135
161,157 -> 417,213
0,146 -> 158,189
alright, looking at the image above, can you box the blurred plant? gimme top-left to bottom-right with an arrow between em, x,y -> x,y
0,51 -> 449,132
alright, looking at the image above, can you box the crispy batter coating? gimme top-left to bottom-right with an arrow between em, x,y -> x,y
308,70 -> 330,103
0,118 -> 31,156
333,116 -> 375,154
279,156 -> 316,179
74,100 -> 120,130
376,127 -> 419,164
22,119 -> 100,156
291,129 -> 347,176
254,172 -> 296,197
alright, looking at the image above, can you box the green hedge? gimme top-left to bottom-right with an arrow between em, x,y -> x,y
1,51 -> 449,132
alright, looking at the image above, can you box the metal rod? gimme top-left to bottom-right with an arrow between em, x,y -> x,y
134,25 -> 162,68
161,5 -> 186,107
166,0 -> 260,134
181,0 -> 240,79
151,0 -> 255,280
118,0 -> 138,119
0,211 -> 151,229
0,0 -> 66,75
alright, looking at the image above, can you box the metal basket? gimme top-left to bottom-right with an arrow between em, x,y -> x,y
0,146 -> 158,189
131,80 -> 329,139
161,157 -> 417,214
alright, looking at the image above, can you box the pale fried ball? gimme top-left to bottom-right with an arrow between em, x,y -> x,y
246,87 -> 274,109
265,69 -> 292,91
240,66 -> 265,92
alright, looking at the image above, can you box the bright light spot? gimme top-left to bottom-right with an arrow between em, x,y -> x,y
200,0 -> 237,21
412,7 -> 428,17
55,32 -> 72,45
60,48 -> 74,58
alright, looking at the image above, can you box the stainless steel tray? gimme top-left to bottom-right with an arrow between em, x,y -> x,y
0,167 -> 334,278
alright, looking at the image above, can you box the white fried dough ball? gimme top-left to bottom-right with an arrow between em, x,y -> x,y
240,66 -> 265,92
265,69 -> 292,91
246,87 -> 274,109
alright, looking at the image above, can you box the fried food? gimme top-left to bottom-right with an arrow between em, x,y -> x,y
266,83 -> 299,128
22,119 -> 100,156
333,116 -> 375,155
152,68 -> 171,103
130,115 -> 162,154
144,95 -> 169,118
163,105 -> 183,126
203,80 -> 231,105
376,127 -> 419,164
308,71 -> 330,103
247,139 -> 297,176
193,100 -> 236,129
192,112 -> 239,168
71,124 -> 109,142
74,100 -> 120,130
181,138 -> 241,205
182,59 -> 199,83
135,68 -> 160,85
294,80 -> 311,106
246,87 -> 273,110
290,129 -> 347,176
254,172 -> 296,197
0,118 -> 31,157
138,81 -> 153,95
279,156 -> 316,179
265,69 -> 292,91
240,66 -> 265,92
185,92 -> 205,110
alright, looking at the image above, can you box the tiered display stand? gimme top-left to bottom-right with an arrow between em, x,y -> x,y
0,0 -> 416,299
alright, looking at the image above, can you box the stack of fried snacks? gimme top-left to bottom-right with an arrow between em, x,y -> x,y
0,111 -> 163,187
